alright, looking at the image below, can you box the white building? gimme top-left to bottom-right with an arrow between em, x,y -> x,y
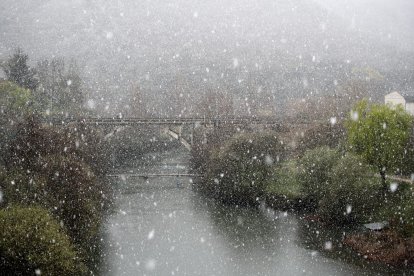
384,91 -> 414,115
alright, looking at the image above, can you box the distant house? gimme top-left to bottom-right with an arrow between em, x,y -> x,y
384,91 -> 414,116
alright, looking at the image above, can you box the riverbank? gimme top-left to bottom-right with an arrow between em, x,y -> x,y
344,230 -> 414,266
0,117 -> 114,275
102,148 -> 407,275
190,126 -> 414,270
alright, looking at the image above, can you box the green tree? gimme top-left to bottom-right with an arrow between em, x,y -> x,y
319,153 -> 383,224
297,146 -> 342,208
0,205 -> 87,275
2,48 -> 38,90
203,132 -> 286,205
346,100 -> 413,184
0,81 -> 32,161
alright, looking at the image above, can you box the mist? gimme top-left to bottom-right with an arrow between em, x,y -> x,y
1,0 -> 413,116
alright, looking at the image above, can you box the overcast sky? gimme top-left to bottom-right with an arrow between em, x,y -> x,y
1,0 -> 413,112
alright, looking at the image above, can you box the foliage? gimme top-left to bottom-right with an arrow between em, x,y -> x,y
0,118 -> 113,270
0,205 -> 87,275
0,81 -> 33,163
38,155 -> 108,245
202,132 -> 286,205
297,122 -> 346,155
345,100 -> 413,178
0,81 -> 32,116
36,58 -> 84,114
4,117 -> 111,176
0,158 -> 110,254
318,153 -> 383,224
264,161 -> 301,200
262,160 -> 305,210
392,193 -> 414,236
190,124 -> 237,175
1,48 -> 38,90
373,182 -> 414,237
297,147 -> 383,223
0,168 -> 48,208
297,146 -> 342,207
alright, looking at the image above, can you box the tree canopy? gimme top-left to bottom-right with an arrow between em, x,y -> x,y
345,100 -> 413,179
1,48 -> 38,91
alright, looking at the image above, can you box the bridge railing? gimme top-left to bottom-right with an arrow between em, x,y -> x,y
44,116 -> 284,126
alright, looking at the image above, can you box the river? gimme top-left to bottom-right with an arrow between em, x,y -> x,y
101,149 -> 407,276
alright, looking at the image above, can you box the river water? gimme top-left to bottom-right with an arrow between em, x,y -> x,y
101,149 -> 407,276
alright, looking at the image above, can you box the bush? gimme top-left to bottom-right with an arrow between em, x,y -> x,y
190,124 -> 237,175
4,118 -> 112,177
0,205 -> 87,275
264,161 -> 301,200
38,155 -> 109,245
0,157 -> 110,247
202,132 -> 286,205
0,81 -> 32,164
263,161 -> 304,210
0,167 -> 48,208
318,153 -> 383,224
296,122 -> 346,155
297,146 -> 342,207
394,195 -> 414,236
374,183 -> 414,237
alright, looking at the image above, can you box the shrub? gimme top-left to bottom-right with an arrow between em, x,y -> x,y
4,117 -> 112,177
394,195 -> 414,236
0,205 -> 87,275
0,157 -> 111,272
264,161 -> 301,200
374,183 -> 414,237
0,81 -> 32,164
190,124 -> 237,175
203,132 -> 286,205
297,146 -> 342,207
37,155 -> 109,245
263,161 -> 304,210
0,81 -> 32,117
0,167 -> 48,208
0,157 -> 110,246
296,122 -> 346,155
0,116 -> 113,272
318,153 -> 383,224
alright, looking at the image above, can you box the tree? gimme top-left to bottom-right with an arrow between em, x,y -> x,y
36,58 -> 84,115
0,205 -> 87,275
0,81 -> 32,162
2,48 -> 38,90
320,153 -> 382,224
345,100 -> 413,184
203,132 -> 286,205
297,146 -> 342,207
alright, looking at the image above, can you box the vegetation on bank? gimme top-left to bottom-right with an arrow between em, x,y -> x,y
192,99 -> 414,266
0,49 -> 113,274
0,206 -> 87,275
200,133 -> 287,206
